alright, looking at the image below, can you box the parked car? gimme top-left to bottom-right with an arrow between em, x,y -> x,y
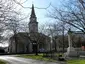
39,48 -> 45,52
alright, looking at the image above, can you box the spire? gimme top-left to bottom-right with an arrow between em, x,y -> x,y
30,4 -> 36,18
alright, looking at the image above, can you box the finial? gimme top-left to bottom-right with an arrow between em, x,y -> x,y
30,1 -> 36,18
32,1 -> 34,8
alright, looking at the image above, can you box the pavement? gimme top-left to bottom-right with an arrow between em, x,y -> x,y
0,55 -> 65,64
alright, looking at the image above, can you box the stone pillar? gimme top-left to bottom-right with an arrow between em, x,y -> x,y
67,29 -> 75,52
65,28 -> 79,57
68,32 -> 72,47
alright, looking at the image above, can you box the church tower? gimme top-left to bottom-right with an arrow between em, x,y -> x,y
29,4 -> 38,33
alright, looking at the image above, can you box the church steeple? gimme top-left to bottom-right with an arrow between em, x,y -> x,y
30,4 -> 36,18
29,4 -> 38,33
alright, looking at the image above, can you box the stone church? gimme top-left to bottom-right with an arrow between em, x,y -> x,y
8,4 -> 50,53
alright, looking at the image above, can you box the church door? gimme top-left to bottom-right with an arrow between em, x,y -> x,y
32,41 -> 37,53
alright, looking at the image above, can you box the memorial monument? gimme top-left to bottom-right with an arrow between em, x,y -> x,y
65,28 -> 79,57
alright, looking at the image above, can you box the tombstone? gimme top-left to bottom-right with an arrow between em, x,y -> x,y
64,28 -> 79,57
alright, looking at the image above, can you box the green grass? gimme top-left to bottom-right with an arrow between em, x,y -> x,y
17,54 -> 85,64
0,60 -> 6,64
17,54 -> 56,62
67,59 -> 85,64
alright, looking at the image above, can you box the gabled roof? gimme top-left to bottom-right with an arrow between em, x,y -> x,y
10,32 -> 50,44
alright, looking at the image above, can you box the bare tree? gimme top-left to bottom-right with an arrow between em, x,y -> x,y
48,0 -> 85,33
0,0 -> 30,53
0,0 -> 16,42
44,23 -> 64,52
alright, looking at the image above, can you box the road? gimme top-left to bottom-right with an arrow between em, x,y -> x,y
0,55 -> 62,64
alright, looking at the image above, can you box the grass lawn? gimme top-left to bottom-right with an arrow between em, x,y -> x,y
67,59 -> 85,64
0,60 -> 6,64
17,54 -> 56,62
17,54 -> 85,64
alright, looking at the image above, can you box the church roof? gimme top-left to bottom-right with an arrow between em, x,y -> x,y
10,32 -> 50,44
30,4 -> 36,18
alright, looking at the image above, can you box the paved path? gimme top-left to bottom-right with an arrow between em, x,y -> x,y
0,55 -> 63,64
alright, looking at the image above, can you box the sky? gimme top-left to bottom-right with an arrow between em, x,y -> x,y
18,0 -> 63,25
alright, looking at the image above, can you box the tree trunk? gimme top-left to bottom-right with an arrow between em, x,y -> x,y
35,44 -> 38,55
14,34 -> 17,53
54,41 -> 57,52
